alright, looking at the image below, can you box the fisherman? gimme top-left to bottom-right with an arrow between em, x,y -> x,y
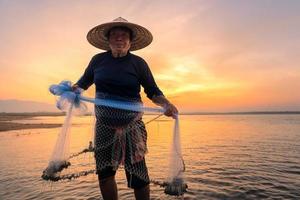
72,17 -> 178,200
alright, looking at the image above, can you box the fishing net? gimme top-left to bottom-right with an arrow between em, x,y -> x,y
41,104 -> 72,180
42,80 -> 188,196
93,94 -> 149,182
164,117 -> 187,195
42,81 -> 87,180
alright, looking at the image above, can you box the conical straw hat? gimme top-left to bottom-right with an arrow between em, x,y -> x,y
87,17 -> 153,51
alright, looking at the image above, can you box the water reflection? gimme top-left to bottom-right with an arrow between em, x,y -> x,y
0,114 -> 300,199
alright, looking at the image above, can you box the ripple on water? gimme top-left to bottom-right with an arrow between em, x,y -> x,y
1,115 -> 300,199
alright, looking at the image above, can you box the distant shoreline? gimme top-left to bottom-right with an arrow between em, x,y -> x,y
0,122 -> 62,132
1,111 -> 300,117
1,111 -> 299,132
0,112 -> 63,132
1,111 -> 300,116
180,111 -> 300,115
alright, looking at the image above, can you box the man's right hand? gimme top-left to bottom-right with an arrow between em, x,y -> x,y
71,84 -> 79,91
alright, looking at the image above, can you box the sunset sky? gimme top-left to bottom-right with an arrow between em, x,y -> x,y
1,0 -> 300,112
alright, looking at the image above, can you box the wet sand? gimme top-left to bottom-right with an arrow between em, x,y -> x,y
0,112 -> 64,132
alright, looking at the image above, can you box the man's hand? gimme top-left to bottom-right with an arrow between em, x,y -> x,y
151,95 -> 179,119
71,84 -> 79,91
164,103 -> 178,119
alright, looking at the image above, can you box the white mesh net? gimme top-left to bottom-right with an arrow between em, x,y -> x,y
43,84 -> 188,195
42,104 -> 73,180
164,117 -> 187,195
94,100 -> 149,182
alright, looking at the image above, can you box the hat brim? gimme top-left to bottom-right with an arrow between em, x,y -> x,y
87,21 -> 153,51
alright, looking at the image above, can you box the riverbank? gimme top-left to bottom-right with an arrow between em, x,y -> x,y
0,112 -> 64,132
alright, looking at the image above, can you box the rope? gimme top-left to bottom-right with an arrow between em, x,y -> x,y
144,113 -> 164,125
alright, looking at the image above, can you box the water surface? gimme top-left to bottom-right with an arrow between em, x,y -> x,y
0,114 -> 299,199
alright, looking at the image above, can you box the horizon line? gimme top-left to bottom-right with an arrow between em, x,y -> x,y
1,111 -> 300,116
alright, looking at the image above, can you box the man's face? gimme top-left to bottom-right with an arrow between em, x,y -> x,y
108,28 -> 131,53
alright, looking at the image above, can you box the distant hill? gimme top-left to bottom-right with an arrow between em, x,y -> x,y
0,99 -> 59,113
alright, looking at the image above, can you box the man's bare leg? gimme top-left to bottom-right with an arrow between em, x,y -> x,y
134,184 -> 150,200
98,175 -> 118,200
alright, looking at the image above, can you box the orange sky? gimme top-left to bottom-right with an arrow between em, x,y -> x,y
1,0 -> 300,112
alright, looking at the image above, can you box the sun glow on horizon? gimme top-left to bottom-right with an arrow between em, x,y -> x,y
1,1 -> 300,112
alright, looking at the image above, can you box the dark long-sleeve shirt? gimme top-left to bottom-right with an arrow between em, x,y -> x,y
76,51 -> 163,100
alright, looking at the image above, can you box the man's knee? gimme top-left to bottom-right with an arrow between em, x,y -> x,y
97,166 -> 117,184
98,174 -> 115,185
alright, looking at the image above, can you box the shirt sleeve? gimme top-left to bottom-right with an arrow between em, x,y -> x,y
76,56 -> 96,90
138,58 -> 164,99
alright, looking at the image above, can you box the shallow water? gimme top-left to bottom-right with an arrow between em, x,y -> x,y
0,114 -> 300,199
